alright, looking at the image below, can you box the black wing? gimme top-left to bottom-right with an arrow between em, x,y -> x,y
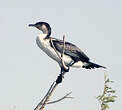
50,38 -> 89,62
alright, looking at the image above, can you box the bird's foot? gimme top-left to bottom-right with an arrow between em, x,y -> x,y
56,66 -> 70,84
62,66 -> 69,73
56,74 -> 64,84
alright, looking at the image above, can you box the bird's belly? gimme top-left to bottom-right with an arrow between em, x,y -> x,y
72,61 -> 83,68
36,36 -> 73,65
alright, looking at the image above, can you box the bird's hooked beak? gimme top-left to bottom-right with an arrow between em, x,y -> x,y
28,24 -> 35,27
28,23 -> 41,30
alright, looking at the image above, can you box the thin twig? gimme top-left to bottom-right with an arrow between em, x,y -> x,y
36,92 -> 73,105
61,35 -> 65,58
61,35 -> 69,71
47,92 -> 73,104
50,38 -> 62,61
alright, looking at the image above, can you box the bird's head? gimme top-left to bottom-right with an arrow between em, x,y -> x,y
29,22 -> 51,37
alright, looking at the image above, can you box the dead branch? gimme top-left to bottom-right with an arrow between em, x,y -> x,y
35,92 -> 73,105
50,38 -> 62,61
50,35 -> 69,71
47,92 -> 74,104
34,35 -> 72,110
61,35 -> 69,71
38,83 -> 58,110
34,82 -> 55,110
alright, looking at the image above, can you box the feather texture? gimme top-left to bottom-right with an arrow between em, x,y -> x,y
50,38 -> 89,62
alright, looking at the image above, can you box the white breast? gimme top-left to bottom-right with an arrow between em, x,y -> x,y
36,34 -> 83,68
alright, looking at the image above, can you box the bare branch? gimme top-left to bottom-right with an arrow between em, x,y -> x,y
34,82 -> 55,110
36,92 -> 73,105
47,92 -> 73,104
61,35 -> 65,58
61,35 -> 69,71
40,83 -> 58,110
50,38 -> 62,61
35,35 -> 69,110
50,35 -> 68,71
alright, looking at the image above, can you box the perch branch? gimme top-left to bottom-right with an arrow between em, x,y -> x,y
34,35 -> 71,110
34,82 -> 55,110
38,83 -> 58,110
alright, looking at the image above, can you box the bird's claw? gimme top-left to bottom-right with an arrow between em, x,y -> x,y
56,74 -> 63,84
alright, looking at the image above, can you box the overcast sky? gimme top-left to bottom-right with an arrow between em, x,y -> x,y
0,0 -> 122,110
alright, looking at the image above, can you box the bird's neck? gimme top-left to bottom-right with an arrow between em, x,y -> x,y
41,27 -> 51,39
38,34 -> 49,39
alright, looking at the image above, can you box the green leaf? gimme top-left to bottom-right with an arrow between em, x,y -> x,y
104,104 -> 109,109
107,90 -> 115,93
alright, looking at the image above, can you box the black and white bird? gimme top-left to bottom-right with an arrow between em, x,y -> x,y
29,22 -> 106,83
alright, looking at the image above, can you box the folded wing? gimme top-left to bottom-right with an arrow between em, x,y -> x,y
50,38 -> 89,62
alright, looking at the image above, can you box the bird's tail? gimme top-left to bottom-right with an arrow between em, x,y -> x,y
82,61 -> 106,69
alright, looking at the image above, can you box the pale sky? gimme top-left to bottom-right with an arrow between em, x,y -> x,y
0,0 -> 122,110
